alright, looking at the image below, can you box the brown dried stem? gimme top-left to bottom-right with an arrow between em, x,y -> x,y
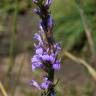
64,51 -> 96,81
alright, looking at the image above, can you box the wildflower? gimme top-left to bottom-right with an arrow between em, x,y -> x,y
36,47 -> 43,55
40,77 -> 51,90
31,55 -> 42,71
41,54 -> 55,63
33,8 -> 41,16
34,33 -> 43,45
53,60 -> 61,70
47,14 -> 54,29
31,79 -> 41,90
31,0 -> 61,95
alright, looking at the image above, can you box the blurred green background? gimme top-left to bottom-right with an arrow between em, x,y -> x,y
0,0 -> 96,96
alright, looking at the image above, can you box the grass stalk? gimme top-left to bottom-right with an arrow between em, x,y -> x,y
75,1 -> 95,62
0,81 -> 8,96
5,0 -> 18,90
64,51 -> 96,80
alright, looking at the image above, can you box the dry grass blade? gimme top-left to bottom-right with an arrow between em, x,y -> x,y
64,51 -> 96,80
75,2 -> 95,62
0,81 -> 8,96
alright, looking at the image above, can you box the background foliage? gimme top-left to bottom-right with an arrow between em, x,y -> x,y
0,0 -> 96,96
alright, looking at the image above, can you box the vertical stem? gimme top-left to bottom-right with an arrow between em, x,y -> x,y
9,0 -> 18,59
47,65 -> 55,96
2,0 -> 8,27
48,69 -> 54,82
5,0 -> 18,90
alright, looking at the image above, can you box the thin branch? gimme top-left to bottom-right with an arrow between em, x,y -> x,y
64,51 -> 96,80
0,81 -> 8,96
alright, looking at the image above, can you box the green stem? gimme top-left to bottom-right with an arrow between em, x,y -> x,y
47,69 -> 54,96
5,0 -> 18,90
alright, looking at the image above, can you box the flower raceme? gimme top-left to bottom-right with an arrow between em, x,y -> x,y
31,33 -> 61,72
31,29 -> 61,91
31,0 -> 61,95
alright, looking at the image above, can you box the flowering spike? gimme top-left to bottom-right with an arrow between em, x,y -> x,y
31,0 -> 61,95
45,0 -> 52,8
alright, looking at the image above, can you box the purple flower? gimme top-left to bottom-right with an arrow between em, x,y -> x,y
45,0 -> 52,8
54,43 -> 61,50
49,54 -> 55,63
36,47 -> 43,55
34,33 -> 41,41
54,43 -> 61,55
48,15 -> 54,29
41,54 -> 49,61
31,78 -> 51,90
40,20 -> 47,31
31,55 -> 40,63
40,77 -> 51,90
34,33 -> 43,45
30,79 -> 41,90
31,55 -> 42,71
33,8 -> 41,16
53,60 -> 60,70
32,64 -> 36,71
32,62 -> 43,71
41,54 -> 55,63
